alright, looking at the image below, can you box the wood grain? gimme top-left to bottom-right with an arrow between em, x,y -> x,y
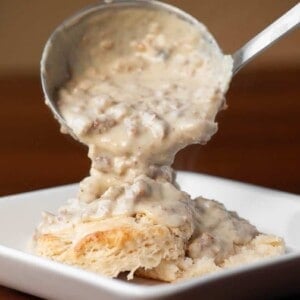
0,68 -> 299,299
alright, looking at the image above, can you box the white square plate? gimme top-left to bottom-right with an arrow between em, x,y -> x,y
0,171 -> 300,300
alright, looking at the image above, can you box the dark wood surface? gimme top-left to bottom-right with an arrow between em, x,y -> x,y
0,68 -> 299,299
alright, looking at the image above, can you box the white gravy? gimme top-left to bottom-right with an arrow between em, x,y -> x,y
38,8 -> 259,263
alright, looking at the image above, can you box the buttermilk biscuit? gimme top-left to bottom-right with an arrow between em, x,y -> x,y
34,183 -> 284,282
35,217 -> 284,282
34,213 -> 188,279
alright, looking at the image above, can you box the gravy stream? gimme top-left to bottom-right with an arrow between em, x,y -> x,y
39,8 -> 259,264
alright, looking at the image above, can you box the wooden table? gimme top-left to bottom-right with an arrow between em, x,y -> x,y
0,68 -> 299,299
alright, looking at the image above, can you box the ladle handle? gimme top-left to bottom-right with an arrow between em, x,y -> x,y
232,3 -> 300,74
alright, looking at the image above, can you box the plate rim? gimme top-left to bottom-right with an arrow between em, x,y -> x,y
1,170 -> 299,200
0,243 -> 300,298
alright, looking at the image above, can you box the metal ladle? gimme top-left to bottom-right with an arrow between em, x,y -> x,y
40,0 -> 300,136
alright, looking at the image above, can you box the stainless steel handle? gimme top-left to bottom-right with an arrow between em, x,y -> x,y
232,3 -> 300,75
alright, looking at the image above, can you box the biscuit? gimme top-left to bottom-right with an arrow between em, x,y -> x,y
34,212 -> 284,282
